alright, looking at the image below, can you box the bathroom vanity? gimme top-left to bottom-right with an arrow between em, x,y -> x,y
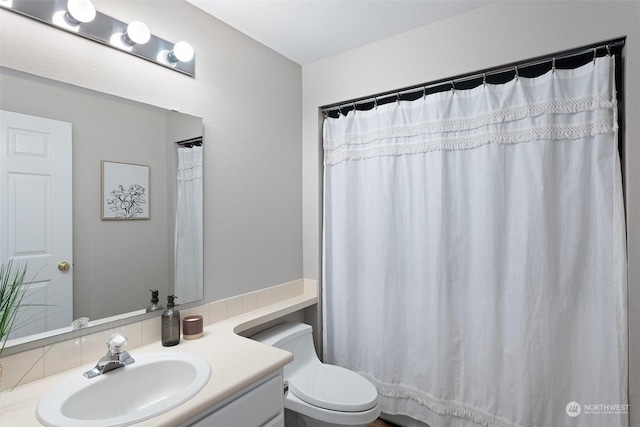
0,286 -> 316,427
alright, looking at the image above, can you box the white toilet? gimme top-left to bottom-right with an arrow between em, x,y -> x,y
252,322 -> 380,427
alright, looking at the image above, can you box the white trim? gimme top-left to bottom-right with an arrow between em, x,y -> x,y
361,373 -> 524,427
325,120 -> 614,165
324,94 -> 613,150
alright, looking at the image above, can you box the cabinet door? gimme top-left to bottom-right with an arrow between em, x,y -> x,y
190,374 -> 283,427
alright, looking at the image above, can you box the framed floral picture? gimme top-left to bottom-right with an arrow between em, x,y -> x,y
101,161 -> 150,220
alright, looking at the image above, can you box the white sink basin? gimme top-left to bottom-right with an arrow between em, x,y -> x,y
36,352 -> 211,427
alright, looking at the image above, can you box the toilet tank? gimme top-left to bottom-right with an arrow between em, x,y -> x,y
251,322 -> 320,379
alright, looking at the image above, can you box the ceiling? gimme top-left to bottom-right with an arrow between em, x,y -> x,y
186,1 -> 492,65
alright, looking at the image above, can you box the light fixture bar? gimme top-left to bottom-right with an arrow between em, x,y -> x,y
1,0 -> 195,77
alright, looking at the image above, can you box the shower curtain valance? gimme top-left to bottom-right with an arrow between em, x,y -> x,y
324,58 -> 616,166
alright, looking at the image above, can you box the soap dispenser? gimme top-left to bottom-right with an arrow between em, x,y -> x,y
146,289 -> 164,312
161,295 -> 180,347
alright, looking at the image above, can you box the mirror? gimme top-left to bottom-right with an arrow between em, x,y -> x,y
0,66 -> 203,347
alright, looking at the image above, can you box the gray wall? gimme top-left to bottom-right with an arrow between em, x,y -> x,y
0,0 -> 304,306
302,0 -> 640,423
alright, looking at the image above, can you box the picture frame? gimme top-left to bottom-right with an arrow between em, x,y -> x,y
101,161 -> 150,220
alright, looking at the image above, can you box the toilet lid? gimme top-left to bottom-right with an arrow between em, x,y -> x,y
288,364 -> 378,412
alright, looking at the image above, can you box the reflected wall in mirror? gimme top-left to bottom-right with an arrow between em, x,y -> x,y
0,67 -> 203,345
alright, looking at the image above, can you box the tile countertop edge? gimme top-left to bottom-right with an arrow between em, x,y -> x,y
0,291 -> 318,427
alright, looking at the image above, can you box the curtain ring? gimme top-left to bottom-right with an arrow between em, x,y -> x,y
374,97 -> 378,110
606,45 -> 611,57
483,73 -> 486,87
322,109 -> 328,119
396,92 -> 401,103
514,66 -> 519,81
551,57 -> 556,74
423,87 -> 427,98
352,102 -> 357,115
450,80 -> 456,92
593,47 -> 597,65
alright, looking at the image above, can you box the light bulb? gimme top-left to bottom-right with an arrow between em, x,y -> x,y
66,0 -> 96,24
124,21 -> 150,45
169,41 -> 194,63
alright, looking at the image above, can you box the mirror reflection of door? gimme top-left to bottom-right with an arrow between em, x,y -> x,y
0,110 -> 73,339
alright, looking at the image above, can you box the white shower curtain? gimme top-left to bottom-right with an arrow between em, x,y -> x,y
323,57 -> 627,427
175,145 -> 203,304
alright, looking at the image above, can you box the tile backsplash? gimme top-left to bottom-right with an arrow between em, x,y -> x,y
0,279 -> 309,391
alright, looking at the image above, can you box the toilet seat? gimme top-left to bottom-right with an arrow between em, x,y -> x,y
288,364 -> 378,412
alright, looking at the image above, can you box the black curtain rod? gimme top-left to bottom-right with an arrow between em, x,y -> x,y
175,136 -> 203,147
322,37 -> 625,118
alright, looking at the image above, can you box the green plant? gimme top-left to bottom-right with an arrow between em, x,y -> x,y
0,260 -> 29,357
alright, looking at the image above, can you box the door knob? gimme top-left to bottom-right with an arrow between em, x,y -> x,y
58,261 -> 71,271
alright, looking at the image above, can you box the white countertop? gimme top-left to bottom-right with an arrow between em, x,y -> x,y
0,292 -> 317,427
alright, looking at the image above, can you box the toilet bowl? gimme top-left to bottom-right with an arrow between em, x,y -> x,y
252,322 -> 380,427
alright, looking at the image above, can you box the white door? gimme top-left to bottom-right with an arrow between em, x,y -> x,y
0,110 -> 73,340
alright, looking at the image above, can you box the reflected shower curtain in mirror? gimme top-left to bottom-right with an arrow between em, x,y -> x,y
322,57 -> 627,427
175,145 -> 203,304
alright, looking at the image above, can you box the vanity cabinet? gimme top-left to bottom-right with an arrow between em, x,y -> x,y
186,370 -> 284,427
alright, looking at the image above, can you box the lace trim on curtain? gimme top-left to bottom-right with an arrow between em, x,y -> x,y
177,166 -> 203,181
325,119 -> 614,165
324,94 -> 613,149
361,373 -> 525,427
177,147 -> 203,181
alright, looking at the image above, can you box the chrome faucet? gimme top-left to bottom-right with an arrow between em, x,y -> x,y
83,333 -> 135,379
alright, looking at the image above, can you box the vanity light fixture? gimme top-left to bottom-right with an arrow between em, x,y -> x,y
65,0 -> 96,24
159,41 -> 194,66
169,41 -> 194,63
123,21 -> 151,45
52,0 -> 96,32
110,20 -> 151,51
0,0 -> 195,76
